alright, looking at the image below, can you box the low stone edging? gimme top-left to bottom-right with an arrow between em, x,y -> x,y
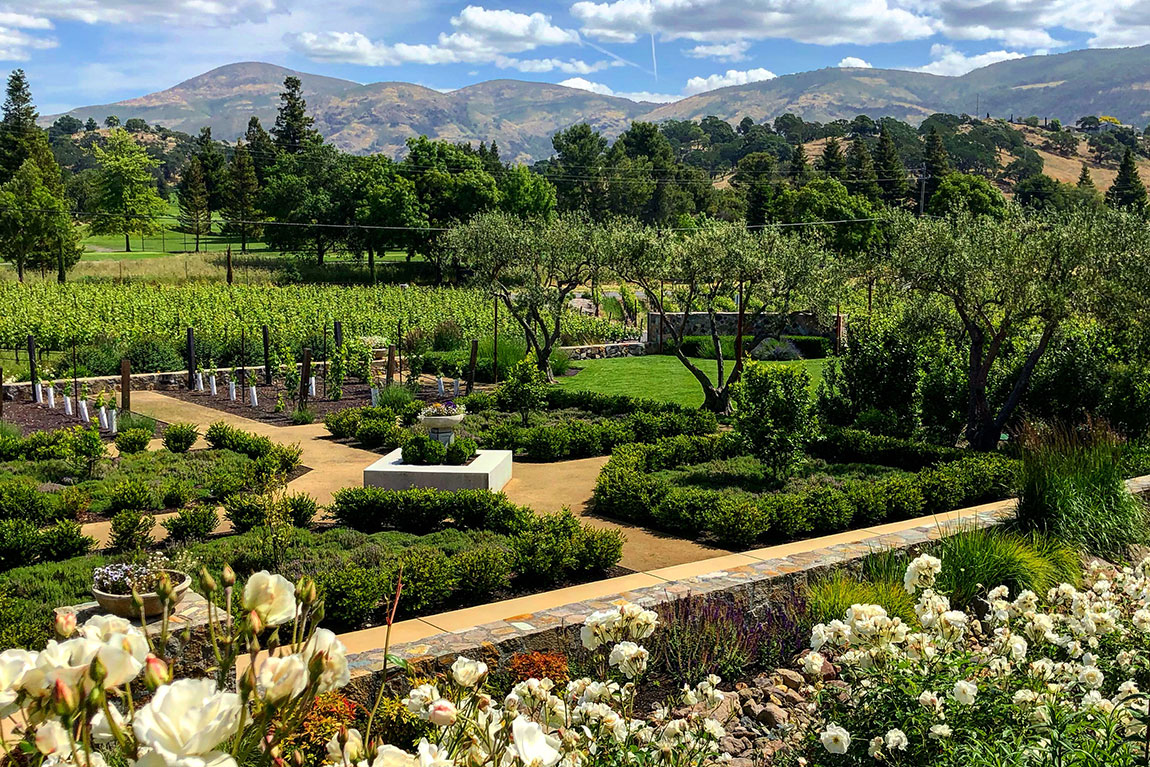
560,342 -> 648,361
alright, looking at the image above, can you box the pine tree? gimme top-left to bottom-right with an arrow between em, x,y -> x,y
847,137 -> 882,202
789,143 -> 811,187
0,69 -> 40,184
223,144 -> 261,252
874,125 -> 909,207
177,156 -> 210,252
84,118 -> 98,132
272,76 -> 319,154
924,127 -> 950,199
244,116 -> 276,185
1105,148 -> 1148,211
194,127 -> 226,214
819,136 -> 847,180
1077,162 -> 1095,189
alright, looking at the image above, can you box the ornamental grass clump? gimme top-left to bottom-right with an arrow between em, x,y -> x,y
1013,421 -> 1150,560
793,551 -> 1150,765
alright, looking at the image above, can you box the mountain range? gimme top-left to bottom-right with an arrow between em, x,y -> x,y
42,45 -> 1150,162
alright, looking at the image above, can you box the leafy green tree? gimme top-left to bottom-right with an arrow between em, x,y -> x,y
607,122 -> 679,224
549,123 -> 607,215
104,115 -> 119,128
244,116 -> 277,185
0,158 -> 80,281
191,127 -> 226,214
260,143 -> 353,265
84,118 -> 98,132
272,76 -> 319,154
177,156 -> 210,251
352,156 -> 427,282
731,152 -> 778,226
498,357 -> 550,425
874,125 -> 910,206
788,143 -> 811,187
923,127 -> 950,198
124,118 -> 148,133
49,115 -> 83,140
892,207 -> 1142,450
846,137 -> 881,203
1015,174 -> 1100,212
1105,148 -> 1147,212
0,70 -> 41,185
819,136 -> 848,180
733,363 -> 814,476
500,164 -> 556,219
927,173 -> 1007,219
770,178 -> 879,259
222,144 -> 261,252
445,211 -> 596,379
89,128 -> 166,252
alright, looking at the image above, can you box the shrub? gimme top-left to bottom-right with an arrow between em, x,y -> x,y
329,487 -> 531,535
459,391 -> 495,413
36,520 -> 93,564
118,413 -> 157,435
782,335 -> 831,359
162,423 -> 199,453
0,478 -> 54,524
402,436 -> 447,466
355,419 -> 409,451
1013,423 -> 1149,559
511,510 -> 584,583
324,408 -> 364,439
0,519 -> 45,571
376,385 -> 414,410
570,525 -> 625,573
290,408 -> 316,425
521,426 -> 571,462
282,493 -> 317,528
809,427 -> 966,471
732,362 -> 814,476
55,487 -> 91,521
451,547 -> 513,599
507,652 -> 569,685
444,438 -> 477,466
108,479 -> 158,513
162,506 -> 219,543
109,509 -> 155,552
317,565 -> 389,631
161,480 -> 195,509
114,428 -> 151,455
280,693 -> 361,765
497,358 -> 549,425
223,493 -> 271,534
125,336 -> 183,373
395,547 -> 457,616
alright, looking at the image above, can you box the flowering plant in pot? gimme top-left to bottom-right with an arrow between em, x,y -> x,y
92,556 -> 193,619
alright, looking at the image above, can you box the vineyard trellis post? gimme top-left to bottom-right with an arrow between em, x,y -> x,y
299,348 -> 311,410
322,322 -> 328,398
262,325 -> 272,386
27,336 -> 37,403
386,346 -> 395,387
71,339 -> 78,415
493,296 -> 499,386
396,320 -> 403,386
333,321 -> 343,349
240,328 -> 247,404
120,359 -> 131,412
0,366 -> 4,421
466,339 -> 478,395
186,328 -> 196,390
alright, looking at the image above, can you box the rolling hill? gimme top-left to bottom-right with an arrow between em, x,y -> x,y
42,45 -> 1150,162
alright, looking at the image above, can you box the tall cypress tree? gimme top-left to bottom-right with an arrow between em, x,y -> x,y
177,156 -> 210,252
874,125 -> 908,207
847,137 -> 882,203
819,136 -> 848,180
789,143 -> 811,187
244,116 -> 276,185
0,69 -> 40,184
272,76 -> 319,154
1106,148 -> 1148,211
194,127 -> 226,215
924,127 -> 950,199
1077,162 -> 1095,189
223,144 -> 261,252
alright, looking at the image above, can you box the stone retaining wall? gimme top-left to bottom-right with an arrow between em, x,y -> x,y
646,311 -> 833,348
560,342 -> 649,361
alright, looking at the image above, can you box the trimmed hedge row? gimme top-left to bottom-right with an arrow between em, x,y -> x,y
593,435 -> 1018,548
809,427 -> 967,471
330,486 -> 532,534
203,422 -> 303,474
0,519 -> 93,572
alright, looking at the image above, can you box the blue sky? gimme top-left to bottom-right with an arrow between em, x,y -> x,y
2,0 -> 1138,114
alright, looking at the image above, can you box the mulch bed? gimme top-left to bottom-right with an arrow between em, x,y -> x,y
0,396 -> 122,438
162,370 -> 494,427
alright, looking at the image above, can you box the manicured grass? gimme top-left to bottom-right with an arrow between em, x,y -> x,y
557,355 -> 827,408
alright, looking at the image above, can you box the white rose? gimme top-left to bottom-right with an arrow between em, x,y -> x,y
370,745 -> 416,767
326,727 -> 365,766
242,572 -> 297,627
97,633 -> 149,689
608,641 -> 649,679
22,638 -> 99,696
417,739 -> 454,767
802,652 -> 826,678
819,724 -> 851,754
450,657 -> 487,688
953,680 -> 978,706
427,699 -> 457,727
885,729 -> 907,751
133,678 -> 242,767
929,724 -> 952,740
35,719 -> 71,757
78,615 -> 136,642
1079,666 -> 1105,689
868,736 -> 884,758
918,690 -> 941,710
304,629 -> 350,692
257,654 -> 309,704
0,649 -> 36,716
511,717 -> 561,767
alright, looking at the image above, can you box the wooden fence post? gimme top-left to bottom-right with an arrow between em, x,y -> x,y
386,346 -> 396,387
186,327 -> 196,390
0,366 -> 4,421
299,348 -> 312,409
120,359 -> 131,412
27,336 -> 37,402
262,325 -> 272,386
466,339 -> 478,395
333,321 -> 343,349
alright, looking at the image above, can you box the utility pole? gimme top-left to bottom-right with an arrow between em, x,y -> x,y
918,166 -> 927,217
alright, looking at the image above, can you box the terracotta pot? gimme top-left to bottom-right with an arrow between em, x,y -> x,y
92,570 -> 192,619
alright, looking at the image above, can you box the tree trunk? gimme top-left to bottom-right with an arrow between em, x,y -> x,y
367,245 -> 376,284
124,233 -> 131,253
16,259 -> 24,283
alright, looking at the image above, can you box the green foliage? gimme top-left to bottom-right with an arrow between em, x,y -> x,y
107,478 -> 159,513
732,362 -> 815,476
497,357 -> 550,425
161,506 -> 219,543
810,427 -> 966,471
222,493 -> 274,534
444,438 -> 478,466
401,435 -> 448,466
108,508 -> 154,553
355,419 -> 409,451
329,487 -> 531,535
317,565 -> 389,631
281,493 -> 317,529
451,546 -> 513,599
807,571 -> 918,625
162,423 -> 199,453
114,428 -> 151,455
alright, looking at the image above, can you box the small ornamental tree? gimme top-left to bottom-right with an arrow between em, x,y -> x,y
497,357 -> 550,425
732,361 -> 815,477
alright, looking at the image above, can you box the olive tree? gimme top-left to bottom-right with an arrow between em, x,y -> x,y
892,207 -> 1144,451
609,220 -> 828,413
446,210 -> 596,381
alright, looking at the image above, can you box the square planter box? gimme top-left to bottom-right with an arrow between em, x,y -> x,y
363,449 -> 513,492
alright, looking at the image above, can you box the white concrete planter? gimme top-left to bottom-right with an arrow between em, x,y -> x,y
420,413 -> 466,430
364,448 -> 513,492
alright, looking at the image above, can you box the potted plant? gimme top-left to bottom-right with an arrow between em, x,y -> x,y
92,560 -> 192,619
418,401 -> 467,444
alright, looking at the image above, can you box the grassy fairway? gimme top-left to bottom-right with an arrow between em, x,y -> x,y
557,354 -> 828,408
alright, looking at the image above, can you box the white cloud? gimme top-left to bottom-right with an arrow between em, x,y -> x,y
683,67 -> 775,95
557,76 -> 679,102
683,41 -> 749,61
837,56 -> 872,68
13,0 -> 288,26
0,10 -> 54,59
910,43 -> 1025,76
495,56 -> 608,74
571,0 -> 935,45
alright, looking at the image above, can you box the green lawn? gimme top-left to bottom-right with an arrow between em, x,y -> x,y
557,354 -> 828,408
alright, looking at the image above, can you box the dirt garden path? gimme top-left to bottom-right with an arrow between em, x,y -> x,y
89,392 -> 724,571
